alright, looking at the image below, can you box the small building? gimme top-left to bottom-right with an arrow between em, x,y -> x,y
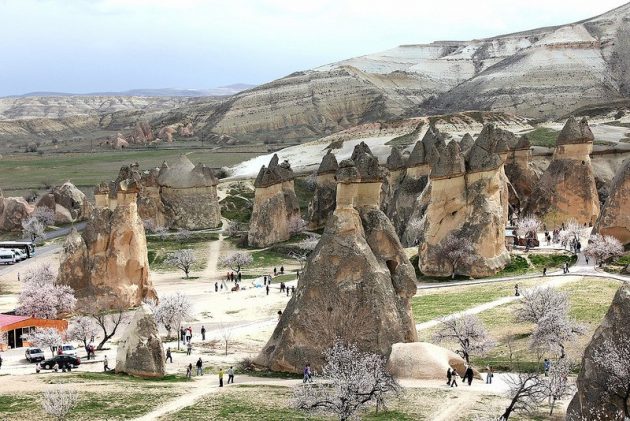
505,228 -> 516,251
0,314 -> 67,351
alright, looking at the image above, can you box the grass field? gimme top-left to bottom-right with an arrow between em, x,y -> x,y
0,148 -> 262,197
525,127 -> 558,147
146,231 -> 218,272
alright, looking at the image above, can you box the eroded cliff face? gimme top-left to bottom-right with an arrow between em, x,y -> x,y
58,188 -> 157,311
593,158 -> 630,244
525,117 -> 600,224
306,150 -> 338,230
255,143 -> 417,372
248,155 -> 300,247
418,124 -> 510,277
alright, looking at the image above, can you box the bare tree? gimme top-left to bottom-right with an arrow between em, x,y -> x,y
515,287 -> 569,325
30,328 -> 62,358
433,314 -> 494,364
16,264 -> 76,319
151,293 -> 192,340
165,249 -> 196,278
84,305 -> 129,350
219,322 -> 233,356
67,317 -> 99,348
433,234 -> 475,279
583,234 -> 624,266
21,216 -> 46,243
293,341 -> 401,421
41,387 -> 79,421
218,252 -> 253,275
175,228 -> 191,242
544,358 -> 574,415
516,215 -> 541,240
591,334 -> 630,417
288,215 -> 307,236
500,372 -> 546,420
33,206 -> 56,226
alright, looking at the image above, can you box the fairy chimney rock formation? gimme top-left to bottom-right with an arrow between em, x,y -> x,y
593,158 -> 630,245
58,177 -> 157,311
255,143 -> 417,373
459,133 -> 475,153
381,147 -> 406,214
307,150 -> 338,230
248,155 -> 300,247
419,124 -> 510,277
157,155 -> 221,230
567,284 -> 630,418
524,117 -> 600,224
116,304 -> 166,378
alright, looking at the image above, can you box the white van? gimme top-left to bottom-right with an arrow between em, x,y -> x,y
11,249 -> 26,262
0,249 -> 15,265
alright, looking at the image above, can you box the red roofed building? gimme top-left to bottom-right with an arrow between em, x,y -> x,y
0,314 -> 67,350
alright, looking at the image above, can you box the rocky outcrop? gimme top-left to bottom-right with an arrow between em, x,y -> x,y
381,147 -> 406,215
388,342 -> 481,380
524,117 -> 600,225
157,156 -> 221,230
306,151 -> 338,230
255,143 -> 417,372
0,195 -> 34,232
248,155 -> 300,247
129,121 -> 154,144
58,180 -> 157,311
419,124 -> 511,277
116,304 -> 165,378
158,127 -> 176,143
505,136 -> 538,211
567,284 -> 630,419
593,158 -> 630,245
96,156 -> 221,231
35,182 -> 93,224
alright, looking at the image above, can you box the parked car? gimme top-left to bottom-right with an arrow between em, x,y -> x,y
25,347 -> 45,362
40,355 -> 81,369
11,249 -> 26,262
59,344 -> 78,357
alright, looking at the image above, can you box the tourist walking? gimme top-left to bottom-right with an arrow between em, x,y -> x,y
201,326 -> 206,341
446,367 -> 452,386
514,284 -> 520,296
544,359 -> 551,376
196,358 -> 203,376
180,327 -> 186,342
165,347 -> 173,363
186,364 -> 192,379
465,365 -> 474,386
286,286 -> 290,297
273,267 -> 277,276
291,285 -> 295,295
266,285 -> 270,296
450,369 -> 458,387
303,364 -> 312,383
542,267 -> 547,276
565,262 -> 570,273
219,368 -> 224,387
280,265 -> 284,274
486,366 -> 493,384
585,256 -> 589,265
215,282 -> 218,292
227,366 -> 235,384
187,342 -> 192,356
103,355 -> 110,372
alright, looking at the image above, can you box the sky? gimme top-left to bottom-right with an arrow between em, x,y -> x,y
0,0 -> 627,96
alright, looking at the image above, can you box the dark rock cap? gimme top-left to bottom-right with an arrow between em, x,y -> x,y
466,124 -> 511,172
336,142 -> 383,183
254,155 -> 295,188
514,135 -> 531,150
407,140 -> 427,167
157,155 -> 218,188
317,150 -> 339,174
431,141 -> 466,178
459,133 -> 475,152
94,182 -> 110,196
386,147 -> 406,170
557,117 -> 594,145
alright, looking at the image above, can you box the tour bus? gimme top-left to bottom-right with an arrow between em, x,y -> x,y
0,249 -> 16,265
0,241 -> 35,258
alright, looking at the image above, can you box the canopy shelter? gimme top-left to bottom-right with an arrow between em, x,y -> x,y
0,314 -> 67,350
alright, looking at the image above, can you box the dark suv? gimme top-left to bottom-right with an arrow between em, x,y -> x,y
40,355 -> 81,369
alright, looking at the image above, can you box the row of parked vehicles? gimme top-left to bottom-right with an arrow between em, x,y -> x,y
0,241 -> 36,265
25,344 -> 81,369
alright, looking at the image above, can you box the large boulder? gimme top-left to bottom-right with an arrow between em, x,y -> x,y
525,117 -> 600,225
116,304 -> 165,378
255,143 -> 417,373
248,155 -> 300,247
388,342 -> 482,380
0,196 -> 34,231
567,284 -> 630,419
593,158 -> 630,245
57,184 -> 157,311
36,182 -> 93,224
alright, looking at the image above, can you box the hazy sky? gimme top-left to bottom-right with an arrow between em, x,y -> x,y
0,0 -> 627,96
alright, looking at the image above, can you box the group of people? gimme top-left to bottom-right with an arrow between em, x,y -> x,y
280,282 -> 295,296
446,365 -> 490,387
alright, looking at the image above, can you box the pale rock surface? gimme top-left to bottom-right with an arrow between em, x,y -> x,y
593,158 -> 630,244
35,182 -> 93,224
248,155 -> 300,247
255,143 -> 417,372
524,117 -> 600,224
388,342 -> 482,380
116,304 -> 166,378
58,182 -> 157,311
0,195 -> 34,232
567,284 -> 630,418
